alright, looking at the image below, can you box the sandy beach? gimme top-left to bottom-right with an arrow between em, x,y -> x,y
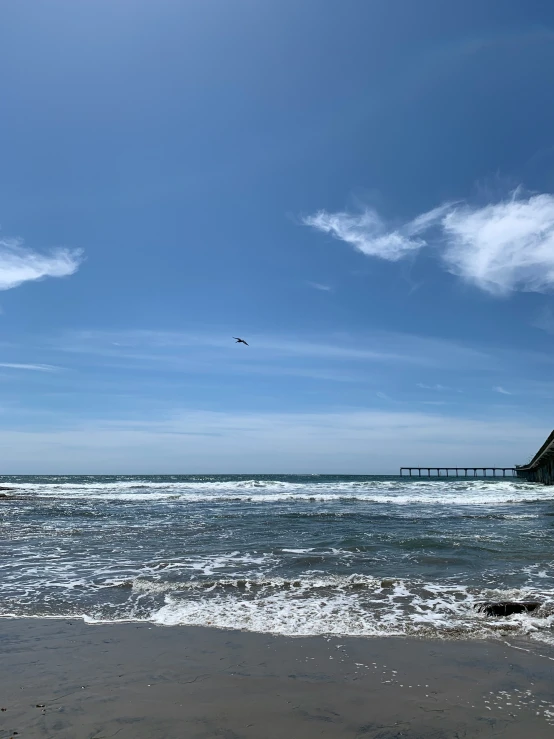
1,619 -> 553,738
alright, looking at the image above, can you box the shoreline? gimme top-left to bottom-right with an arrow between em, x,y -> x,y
2,608 -> 553,646
1,618 -> 553,737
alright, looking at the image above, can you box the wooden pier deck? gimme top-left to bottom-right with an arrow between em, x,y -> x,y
400,467 -> 517,477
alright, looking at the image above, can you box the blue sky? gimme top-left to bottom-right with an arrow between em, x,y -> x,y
2,0 -> 554,472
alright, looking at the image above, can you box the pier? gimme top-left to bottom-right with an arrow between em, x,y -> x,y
399,467 -> 517,477
515,429 -> 554,484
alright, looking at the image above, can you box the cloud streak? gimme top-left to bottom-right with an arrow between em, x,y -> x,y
0,238 -> 83,291
0,363 -> 60,372
307,281 -> 333,291
304,191 -> 554,295
303,205 -> 449,261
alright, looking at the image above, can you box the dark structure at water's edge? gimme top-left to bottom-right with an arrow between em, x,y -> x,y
516,429 -> 554,484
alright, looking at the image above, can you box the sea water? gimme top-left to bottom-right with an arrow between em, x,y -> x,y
1,475 -> 553,642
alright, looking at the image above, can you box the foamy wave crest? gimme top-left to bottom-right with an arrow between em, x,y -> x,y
10,478 -> 554,506
125,575 -> 554,643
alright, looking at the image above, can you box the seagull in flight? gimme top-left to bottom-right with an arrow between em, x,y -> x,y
233,337 -> 249,346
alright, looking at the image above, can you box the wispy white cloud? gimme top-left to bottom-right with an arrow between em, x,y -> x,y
304,191 -> 554,295
0,237 -> 83,291
303,205 -> 448,261
493,385 -> 512,395
307,281 -> 333,291
0,363 -> 60,372
441,194 -> 554,294
417,383 -> 463,393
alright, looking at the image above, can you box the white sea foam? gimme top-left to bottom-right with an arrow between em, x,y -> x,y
282,548 -> 314,554
10,478 -> 554,506
3,561 -> 554,643
147,576 -> 554,643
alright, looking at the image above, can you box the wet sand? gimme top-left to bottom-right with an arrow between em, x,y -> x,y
1,619 -> 553,738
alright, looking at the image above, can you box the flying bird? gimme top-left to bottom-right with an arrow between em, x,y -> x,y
233,337 -> 249,346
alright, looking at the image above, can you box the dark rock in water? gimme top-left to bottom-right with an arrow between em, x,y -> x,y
0,486 -> 15,491
475,601 -> 541,617
0,493 -> 13,500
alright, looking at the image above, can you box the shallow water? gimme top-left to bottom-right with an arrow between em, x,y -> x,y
1,474 -> 553,642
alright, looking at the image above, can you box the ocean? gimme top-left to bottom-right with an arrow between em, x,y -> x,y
1,475 -> 553,643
